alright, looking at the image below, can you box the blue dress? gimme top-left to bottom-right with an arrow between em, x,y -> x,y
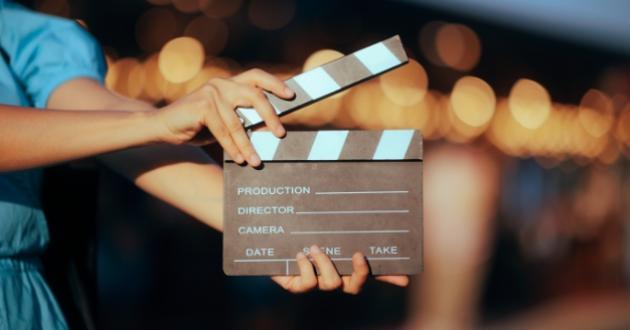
0,1 -> 106,328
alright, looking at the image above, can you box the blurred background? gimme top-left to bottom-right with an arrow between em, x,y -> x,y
29,0 -> 630,329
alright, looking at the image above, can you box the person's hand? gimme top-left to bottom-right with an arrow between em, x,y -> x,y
272,245 -> 409,295
153,69 -> 294,167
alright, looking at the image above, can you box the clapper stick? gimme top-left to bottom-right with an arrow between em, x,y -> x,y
236,35 -> 408,128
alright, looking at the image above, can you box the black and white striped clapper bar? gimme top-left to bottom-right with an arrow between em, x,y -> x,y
235,35 -> 408,128
223,130 -> 423,276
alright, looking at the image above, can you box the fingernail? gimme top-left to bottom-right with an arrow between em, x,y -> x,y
310,245 -> 321,254
276,126 -> 286,136
249,153 -> 261,166
284,87 -> 294,97
235,154 -> 245,164
296,252 -> 306,260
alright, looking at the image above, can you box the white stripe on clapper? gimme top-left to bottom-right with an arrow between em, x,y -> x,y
353,42 -> 401,74
293,67 -> 340,99
238,107 -> 262,125
307,130 -> 349,160
373,130 -> 414,160
251,132 -> 281,160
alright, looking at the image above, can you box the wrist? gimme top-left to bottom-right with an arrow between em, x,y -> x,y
138,110 -> 168,145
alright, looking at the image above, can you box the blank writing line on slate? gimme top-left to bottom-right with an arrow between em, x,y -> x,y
290,230 -> 410,235
233,257 -> 411,263
295,210 -> 409,215
314,190 -> 409,195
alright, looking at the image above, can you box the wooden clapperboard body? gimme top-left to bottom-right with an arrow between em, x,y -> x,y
223,130 -> 422,275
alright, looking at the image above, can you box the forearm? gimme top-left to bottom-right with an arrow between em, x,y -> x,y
48,79 -> 225,230
99,145 -> 224,230
0,105 -> 159,172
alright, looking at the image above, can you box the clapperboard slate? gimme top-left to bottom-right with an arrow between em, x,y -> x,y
223,130 -> 423,275
223,35 -> 421,275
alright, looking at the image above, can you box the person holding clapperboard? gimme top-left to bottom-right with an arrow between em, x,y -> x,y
0,1 -> 408,329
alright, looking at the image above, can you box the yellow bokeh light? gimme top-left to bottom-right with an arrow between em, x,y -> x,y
435,23 -> 481,71
346,82 -> 384,129
578,89 -> 615,138
450,76 -> 495,127
248,0 -> 296,31
158,37 -> 205,83
106,58 -> 146,98
303,49 -> 343,71
486,100 -> 531,157
379,59 -> 428,107
141,54 -> 167,102
303,49 -> 347,99
508,78 -> 551,130
446,100 -> 487,143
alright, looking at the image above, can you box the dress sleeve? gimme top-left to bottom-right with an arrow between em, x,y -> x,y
0,1 -> 107,108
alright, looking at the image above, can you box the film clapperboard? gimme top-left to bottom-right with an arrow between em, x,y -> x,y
224,35 -> 423,275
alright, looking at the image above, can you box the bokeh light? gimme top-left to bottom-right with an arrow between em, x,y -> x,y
248,0 -> 296,31
172,0 -> 201,13
450,76 -> 495,127
141,54 -> 167,101
435,23 -> 481,71
106,58 -> 146,98
201,0 -> 243,18
418,21 -> 444,67
184,16 -> 229,55
578,89 -> 615,138
303,49 -> 343,71
379,59 -> 428,107
346,81 -> 384,129
135,8 -> 179,53
508,79 -> 552,130
158,37 -> 205,83
615,104 -> 630,147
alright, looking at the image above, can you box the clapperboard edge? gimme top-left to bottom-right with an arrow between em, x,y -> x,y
236,35 -> 409,128
224,130 -> 423,162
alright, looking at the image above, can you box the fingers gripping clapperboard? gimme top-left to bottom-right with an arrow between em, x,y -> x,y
224,35 -> 423,275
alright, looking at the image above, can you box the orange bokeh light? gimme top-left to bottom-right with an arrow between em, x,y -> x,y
201,0 -> 243,18
435,23 -> 481,71
450,76 -> 495,128
508,79 -> 551,130
172,0 -> 201,13
379,59 -> 428,107
106,58 -> 146,98
158,37 -> 205,83
578,89 -> 615,138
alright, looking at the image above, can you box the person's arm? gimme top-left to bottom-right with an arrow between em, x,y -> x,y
0,104 -> 159,172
